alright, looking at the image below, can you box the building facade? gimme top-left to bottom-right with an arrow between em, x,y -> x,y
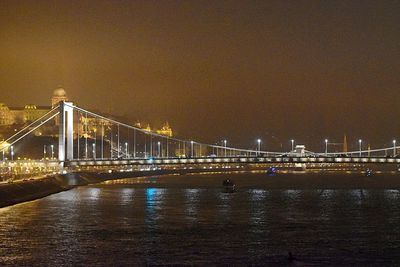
0,86 -> 67,126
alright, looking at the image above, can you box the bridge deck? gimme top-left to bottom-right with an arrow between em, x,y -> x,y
64,156 -> 400,167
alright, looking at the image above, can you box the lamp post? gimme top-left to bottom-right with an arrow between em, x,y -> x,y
358,139 -> 362,157
291,139 -> 294,152
393,140 -> 396,157
10,146 -> 14,161
43,145 -> 47,159
190,141 -> 194,157
125,142 -> 128,159
223,140 -> 227,157
257,139 -> 261,156
92,143 -> 96,159
157,141 -> 161,157
51,145 -> 54,159
324,139 -> 328,156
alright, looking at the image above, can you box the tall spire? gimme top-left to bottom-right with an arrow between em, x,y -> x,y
343,134 -> 348,152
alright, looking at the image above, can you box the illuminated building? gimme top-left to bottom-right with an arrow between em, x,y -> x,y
51,86 -> 68,107
144,124 -> 152,132
0,86 -> 67,126
156,122 -> 173,137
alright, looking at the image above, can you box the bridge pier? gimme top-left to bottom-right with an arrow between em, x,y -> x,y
58,101 -> 74,165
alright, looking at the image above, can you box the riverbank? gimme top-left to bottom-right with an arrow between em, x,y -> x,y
0,177 -> 71,208
0,168 -> 223,208
2,168 -> 400,208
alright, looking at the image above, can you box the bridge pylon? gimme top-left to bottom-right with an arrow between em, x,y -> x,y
58,101 -> 74,165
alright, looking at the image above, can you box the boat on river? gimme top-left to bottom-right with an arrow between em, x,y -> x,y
222,179 -> 236,193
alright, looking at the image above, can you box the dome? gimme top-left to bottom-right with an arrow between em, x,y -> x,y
0,103 -> 9,110
53,87 -> 66,97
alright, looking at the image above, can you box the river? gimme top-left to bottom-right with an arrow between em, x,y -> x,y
0,171 -> 399,266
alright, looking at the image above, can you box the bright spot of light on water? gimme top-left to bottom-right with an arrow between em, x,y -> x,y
249,189 -> 268,201
88,188 -> 101,200
284,189 -> 302,199
185,189 -> 200,220
146,188 -> 166,223
120,188 -> 134,204
384,189 -> 400,200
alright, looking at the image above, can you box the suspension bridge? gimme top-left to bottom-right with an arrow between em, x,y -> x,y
0,101 -> 399,178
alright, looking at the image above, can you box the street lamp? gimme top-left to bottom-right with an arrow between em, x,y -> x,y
92,143 -> 96,159
223,140 -> 227,157
257,139 -> 261,156
291,139 -> 294,152
51,145 -> 54,159
190,141 -> 194,157
324,139 -> 328,156
157,141 -> 161,157
393,140 -> 396,157
43,145 -> 47,159
125,142 -> 128,158
11,146 -> 14,161
358,139 -> 362,157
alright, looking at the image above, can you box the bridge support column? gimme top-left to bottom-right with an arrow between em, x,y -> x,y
58,101 -> 74,164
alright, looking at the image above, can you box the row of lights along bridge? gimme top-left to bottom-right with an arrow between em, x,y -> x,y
1,138 -> 398,162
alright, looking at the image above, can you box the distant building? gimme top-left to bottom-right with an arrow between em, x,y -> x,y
0,87 -> 174,140
144,124 -> 152,132
156,122 -> 173,137
0,86 -> 67,126
51,86 -> 68,108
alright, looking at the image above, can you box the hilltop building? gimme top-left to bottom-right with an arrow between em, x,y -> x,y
0,86 -> 67,126
156,122 -> 173,137
0,87 -> 174,139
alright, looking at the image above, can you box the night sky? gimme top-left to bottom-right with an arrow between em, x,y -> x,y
1,1 -> 399,151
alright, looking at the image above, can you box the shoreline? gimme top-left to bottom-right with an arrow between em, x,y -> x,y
1,168 -> 400,208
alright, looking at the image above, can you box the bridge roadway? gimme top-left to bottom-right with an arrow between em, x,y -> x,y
64,156 -> 400,167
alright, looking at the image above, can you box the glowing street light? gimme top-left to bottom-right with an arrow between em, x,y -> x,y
11,145 -> 14,161
157,141 -> 161,157
291,139 -> 294,152
257,139 -> 261,156
190,141 -> 194,157
125,142 -> 128,158
43,145 -> 47,159
358,139 -> 362,157
92,143 -> 96,159
324,139 -> 328,156
393,140 -> 396,157
223,140 -> 227,157
50,145 -> 54,159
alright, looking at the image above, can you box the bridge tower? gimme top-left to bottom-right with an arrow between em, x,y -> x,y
58,101 -> 74,163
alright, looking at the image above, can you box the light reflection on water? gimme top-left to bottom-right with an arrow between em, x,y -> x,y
184,189 -> 200,221
145,188 -> 166,224
1,173 -> 400,266
120,188 -> 134,205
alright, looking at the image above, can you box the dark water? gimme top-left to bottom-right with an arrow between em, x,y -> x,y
1,172 -> 400,266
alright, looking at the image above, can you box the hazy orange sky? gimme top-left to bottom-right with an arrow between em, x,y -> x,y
0,1 -> 399,151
